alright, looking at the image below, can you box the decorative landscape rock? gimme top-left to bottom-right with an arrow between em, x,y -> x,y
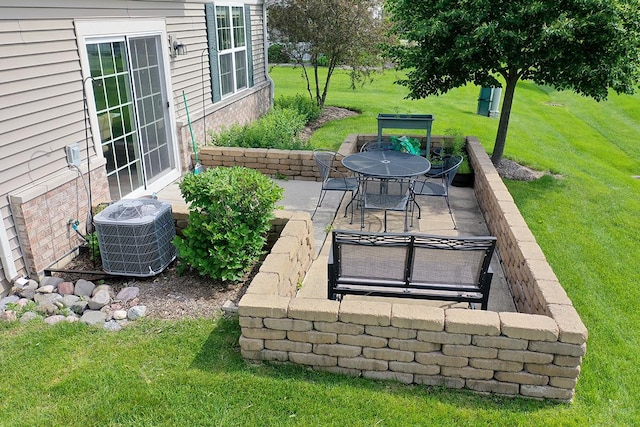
57,281 -> 74,295
1,276 -> 148,329
0,295 -> 19,310
88,289 -> 111,310
127,305 -> 147,320
74,279 -> 95,297
116,286 -> 139,302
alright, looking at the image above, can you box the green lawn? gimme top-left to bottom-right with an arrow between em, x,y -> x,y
2,66 -> 639,426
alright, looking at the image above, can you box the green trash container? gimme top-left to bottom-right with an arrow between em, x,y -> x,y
477,87 -> 492,116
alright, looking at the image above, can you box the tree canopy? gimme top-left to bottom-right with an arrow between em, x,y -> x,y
384,0 -> 640,164
267,0 -> 388,108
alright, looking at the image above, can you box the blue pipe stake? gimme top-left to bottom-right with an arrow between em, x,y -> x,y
182,90 -> 202,174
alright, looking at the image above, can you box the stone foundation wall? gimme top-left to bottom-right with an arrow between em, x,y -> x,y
207,134 -> 587,401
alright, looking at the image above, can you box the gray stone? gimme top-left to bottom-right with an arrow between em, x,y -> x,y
80,310 -> 107,326
69,301 -> 89,315
37,285 -> 55,294
113,310 -> 127,320
65,315 -> 79,323
44,315 -> 66,325
103,320 -> 122,331
22,279 -> 38,291
34,293 -> 62,306
62,295 -> 81,307
20,312 -> 40,323
1,310 -> 17,322
74,279 -> 95,297
116,286 -> 139,302
0,295 -> 19,310
57,281 -> 74,295
88,289 -> 111,310
18,289 -> 36,300
40,276 -> 64,288
93,284 -> 114,299
128,305 -> 147,320
24,279 -> 39,291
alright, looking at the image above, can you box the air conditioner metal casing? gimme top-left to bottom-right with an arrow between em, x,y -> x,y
94,199 -> 176,277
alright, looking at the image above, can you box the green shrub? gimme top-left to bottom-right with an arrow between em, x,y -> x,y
209,107 -> 307,150
316,54 -> 328,67
274,94 -> 322,123
173,167 -> 283,281
268,43 -> 290,64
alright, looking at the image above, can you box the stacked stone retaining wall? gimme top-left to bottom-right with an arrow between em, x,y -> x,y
198,134 -> 587,401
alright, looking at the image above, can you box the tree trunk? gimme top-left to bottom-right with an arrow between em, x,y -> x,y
491,73 -> 519,165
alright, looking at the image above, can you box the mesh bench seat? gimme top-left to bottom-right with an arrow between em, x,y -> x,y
327,230 -> 497,310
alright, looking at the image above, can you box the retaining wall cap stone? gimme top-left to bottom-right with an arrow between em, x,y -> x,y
288,298 -> 339,322
445,309 -> 500,336
546,304 -> 588,345
238,294 -> 290,318
390,304 -> 444,331
500,312 -> 559,341
339,300 -> 392,326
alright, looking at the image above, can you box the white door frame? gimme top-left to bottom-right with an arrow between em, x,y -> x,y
75,19 -> 181,198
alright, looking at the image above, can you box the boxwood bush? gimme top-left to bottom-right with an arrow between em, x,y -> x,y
173,167 -> 283,281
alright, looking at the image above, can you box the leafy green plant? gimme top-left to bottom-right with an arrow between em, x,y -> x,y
5,300 -> 38,319
86,232 -> 101,262
208,107 -> 307,150
274,94 -> 322,123
173,167 -> 283,281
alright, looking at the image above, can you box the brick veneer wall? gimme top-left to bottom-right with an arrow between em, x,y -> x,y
209,134 -> 587,401
9,163 -> 110,277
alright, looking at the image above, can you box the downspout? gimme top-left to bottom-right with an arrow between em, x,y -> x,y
0,218 -> 19,283
263,1 -> 274,106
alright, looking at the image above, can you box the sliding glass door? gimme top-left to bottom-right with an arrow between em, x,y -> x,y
87,34 -> 173,199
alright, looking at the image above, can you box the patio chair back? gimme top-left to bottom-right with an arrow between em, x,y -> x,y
312,149 -> 359,221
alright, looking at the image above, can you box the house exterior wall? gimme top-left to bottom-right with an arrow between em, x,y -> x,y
0,0 -> 271,295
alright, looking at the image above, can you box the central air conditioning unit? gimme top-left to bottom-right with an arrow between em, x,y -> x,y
93,199 -> 177,277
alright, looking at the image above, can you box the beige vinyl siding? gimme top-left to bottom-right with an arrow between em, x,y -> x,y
0,17 -> 83,290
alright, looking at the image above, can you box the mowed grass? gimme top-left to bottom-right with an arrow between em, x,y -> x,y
2,66 -> 639,426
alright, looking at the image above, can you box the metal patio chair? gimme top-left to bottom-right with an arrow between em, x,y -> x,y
312,149 -> 359,222
360,176 -> 414,232
410,154 -> 463,229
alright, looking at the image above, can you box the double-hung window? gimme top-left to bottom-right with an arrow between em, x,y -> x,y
205,3 -> 254,102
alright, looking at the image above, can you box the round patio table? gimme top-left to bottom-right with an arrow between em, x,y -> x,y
342,150 -> 431,177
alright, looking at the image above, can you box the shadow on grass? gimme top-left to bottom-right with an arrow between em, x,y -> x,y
190,316 -> 566,416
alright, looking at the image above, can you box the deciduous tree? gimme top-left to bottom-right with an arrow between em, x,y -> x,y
268,0 -> 388,107
384,0 -> 640,164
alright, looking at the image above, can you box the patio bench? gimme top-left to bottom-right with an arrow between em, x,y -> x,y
327,230 -> 497,310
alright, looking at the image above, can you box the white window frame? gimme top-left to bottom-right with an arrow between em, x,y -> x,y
215,3 -> 249,98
